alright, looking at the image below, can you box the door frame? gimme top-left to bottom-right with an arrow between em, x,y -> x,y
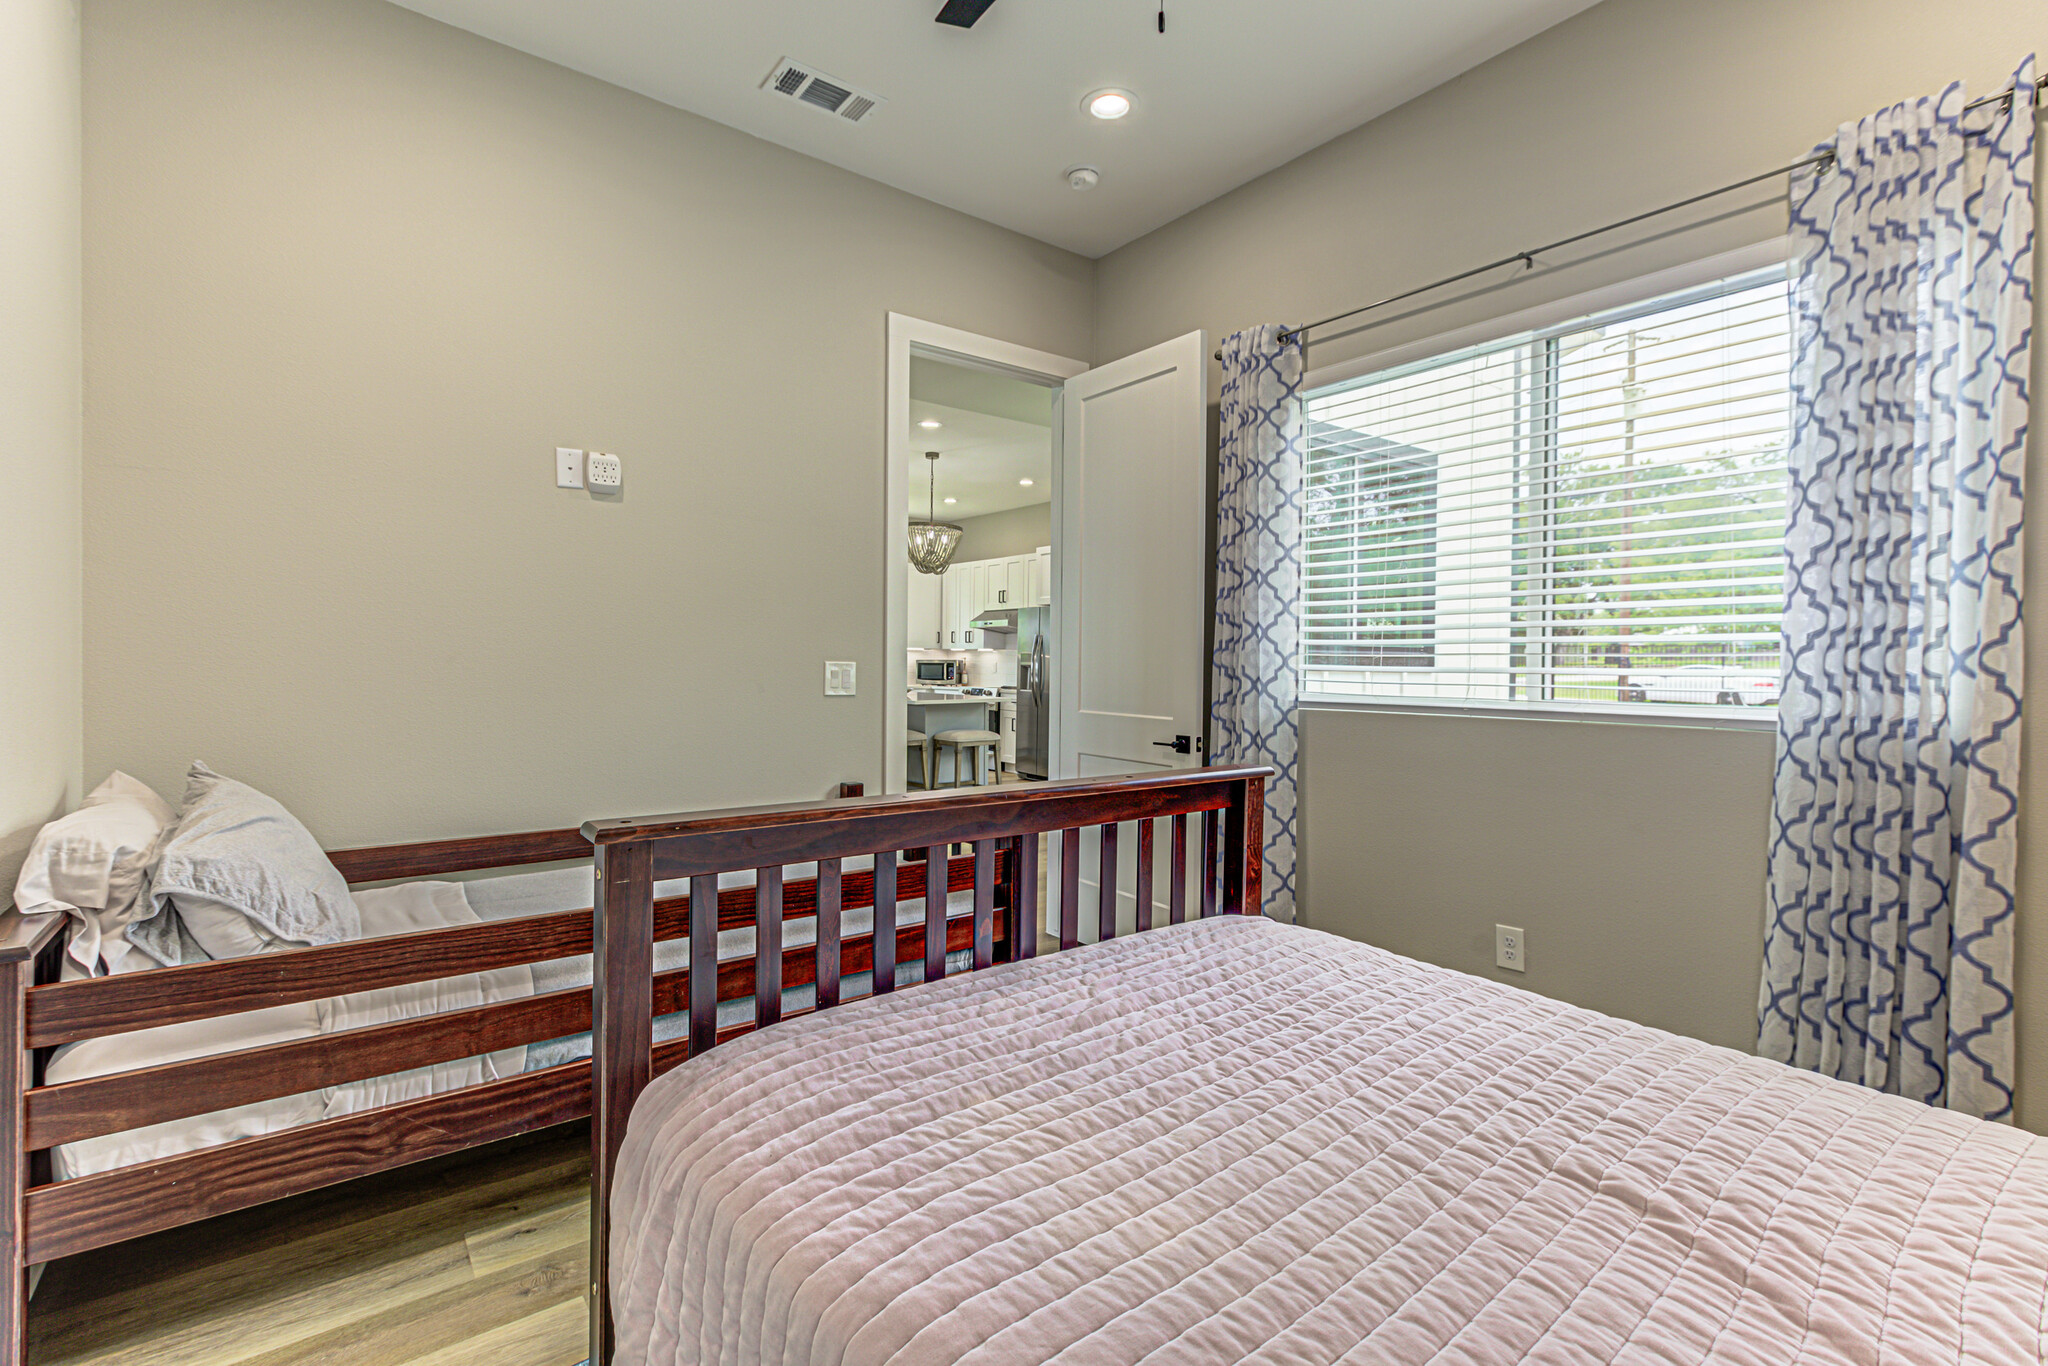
884,314 -> 1087,793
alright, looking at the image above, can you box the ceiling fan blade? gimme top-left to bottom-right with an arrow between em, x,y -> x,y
934,0 -> 998,27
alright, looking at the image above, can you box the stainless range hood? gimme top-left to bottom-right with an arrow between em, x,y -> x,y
969,609 -> 1018,633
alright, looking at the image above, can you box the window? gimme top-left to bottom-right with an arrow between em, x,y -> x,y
1304,270 -> 1790,713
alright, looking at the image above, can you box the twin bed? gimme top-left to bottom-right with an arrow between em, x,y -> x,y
3,765 -> 2046,1364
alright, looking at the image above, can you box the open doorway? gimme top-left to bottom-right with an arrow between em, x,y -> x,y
883,315 -> 1085,795
904,358 -> 1054,789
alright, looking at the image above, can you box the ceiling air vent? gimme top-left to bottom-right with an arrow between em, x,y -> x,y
763,58 -> 886,126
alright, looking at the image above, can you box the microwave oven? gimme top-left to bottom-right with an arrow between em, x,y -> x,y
914,658 -> 965,685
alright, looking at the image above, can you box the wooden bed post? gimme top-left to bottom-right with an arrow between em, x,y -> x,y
588,838 -> 653,1366
0,952 -> 27,1366
1220,773 -> 1266,916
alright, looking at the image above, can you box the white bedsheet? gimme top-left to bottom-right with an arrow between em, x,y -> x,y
609,916 -> 2048,1366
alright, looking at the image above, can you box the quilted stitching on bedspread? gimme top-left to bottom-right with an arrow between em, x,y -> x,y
609,919 -> 2048,1365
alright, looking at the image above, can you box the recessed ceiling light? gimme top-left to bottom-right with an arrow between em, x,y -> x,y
1084,89 -> 1132,120
1019,478 -> 1034,486
944,497 -> 957,504
918,419 -> 942,429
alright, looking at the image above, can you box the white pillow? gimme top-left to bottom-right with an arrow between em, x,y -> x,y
129,762 -> 361,966
11,772 -> 175,976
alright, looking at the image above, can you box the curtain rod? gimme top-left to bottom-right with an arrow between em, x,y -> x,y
1214,75 -> 2046,362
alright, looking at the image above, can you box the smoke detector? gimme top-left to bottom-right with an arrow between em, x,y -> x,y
1065,165 -> 1101,192
763,58 -> 886,125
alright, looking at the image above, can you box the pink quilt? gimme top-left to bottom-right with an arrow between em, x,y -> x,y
609,917 -> 2048,1364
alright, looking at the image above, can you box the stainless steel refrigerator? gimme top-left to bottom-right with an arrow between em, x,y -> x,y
1016,606 -> 1051,780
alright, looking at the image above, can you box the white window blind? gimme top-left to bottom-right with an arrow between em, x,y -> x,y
1304,271 -> 1791,713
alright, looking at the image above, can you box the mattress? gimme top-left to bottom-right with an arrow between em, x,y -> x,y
46,859 -> 980,1179
608,916 -> 2048,1366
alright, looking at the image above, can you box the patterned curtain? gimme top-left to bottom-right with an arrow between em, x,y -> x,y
1761,62 -> 2035,1120
1213,325 -> 1305,922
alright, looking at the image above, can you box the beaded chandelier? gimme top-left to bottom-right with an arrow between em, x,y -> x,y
907,451 -> 964,575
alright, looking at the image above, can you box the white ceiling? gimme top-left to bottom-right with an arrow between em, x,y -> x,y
386,0 -> 1603,257
907,401 -> 1050,522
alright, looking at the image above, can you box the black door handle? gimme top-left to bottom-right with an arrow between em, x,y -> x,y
1152,735 -> 1193,755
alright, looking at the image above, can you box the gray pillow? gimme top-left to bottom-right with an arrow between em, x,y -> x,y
128,763 -> 361,966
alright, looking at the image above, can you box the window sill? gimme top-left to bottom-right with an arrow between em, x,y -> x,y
1297,694 -> 1779,732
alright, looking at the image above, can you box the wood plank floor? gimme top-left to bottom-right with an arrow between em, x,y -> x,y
27,1123 -> 592,1366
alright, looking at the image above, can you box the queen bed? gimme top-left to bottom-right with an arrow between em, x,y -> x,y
582,766 -> 2048,1366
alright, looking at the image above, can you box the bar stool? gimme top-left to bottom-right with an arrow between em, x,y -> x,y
932,729 -> 999,787
907,729 -> 932,789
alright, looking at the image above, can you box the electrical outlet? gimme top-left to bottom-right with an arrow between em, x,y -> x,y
824,661 -> 856,696
586,451 -> 623,491
556,447 -> 584,489
1495,924 -> 1526,973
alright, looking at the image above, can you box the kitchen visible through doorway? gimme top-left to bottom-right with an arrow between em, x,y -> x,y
903,354 -> 1056,789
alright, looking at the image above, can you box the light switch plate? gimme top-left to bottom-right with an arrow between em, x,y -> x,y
1495,924 -> 1525,973
556,447 -> 584,489
824,661 -> 856,696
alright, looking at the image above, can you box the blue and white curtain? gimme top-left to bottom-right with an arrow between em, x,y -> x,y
1214,325 -> 1305,922
1761,61 -> 2035,1121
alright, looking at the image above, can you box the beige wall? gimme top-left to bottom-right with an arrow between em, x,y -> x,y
953,503 -> 1051,562
1095,0 -> 2048,1130
1,0 -> 84,892
81,0 -> 1093,846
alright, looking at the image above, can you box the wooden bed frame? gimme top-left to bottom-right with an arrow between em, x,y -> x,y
0,765 -> 1265,1366
579,765 -> 1269,1365
0,782 -> 1023,1366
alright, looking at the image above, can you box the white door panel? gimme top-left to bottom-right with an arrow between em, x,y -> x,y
1055,331 -> 1207,781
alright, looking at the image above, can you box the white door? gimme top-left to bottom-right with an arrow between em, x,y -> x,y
1054,331 -> 1208,780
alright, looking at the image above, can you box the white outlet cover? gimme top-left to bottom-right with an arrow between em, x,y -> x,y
824,661 -> 856,696
587,451 -> 623,490
1495,923 -> 1525,973
556,447 -> 584,489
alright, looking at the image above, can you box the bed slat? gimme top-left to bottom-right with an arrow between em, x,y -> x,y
28,986 -> 590,1150
755,868 -> 783,1028
1097,823 -> 1120,942
1201,809 -> 1219,919
971,841 -> 995,970
923,847 -> 947,983
1059,830 -> 1081,949
1136,819 -> 1155,933
1169,814 -> 1188,925
816,859 -> 842,1009
326,827 -> 592,884
25,910 -> 595,1049
24,1059 -> 592,1265
688,875 -> 717,1057
599,776 -> 1240,883
1014,835 -> 1039,960
872,851 -> 897,993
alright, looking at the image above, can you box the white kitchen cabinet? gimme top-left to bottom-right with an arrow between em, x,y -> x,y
988,555 -> 1029,609
944,561 -> 981,648
999,700 -> 1017,765
1032,545 -> 1052,606
963,562 -> 986,646
907,568 -> 943,649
